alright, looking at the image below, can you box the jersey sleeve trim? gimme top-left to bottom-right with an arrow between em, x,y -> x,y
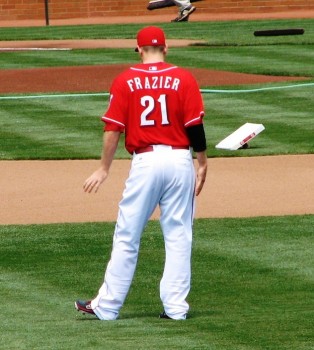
184,113 -> 204,127
101,116 -> 125,127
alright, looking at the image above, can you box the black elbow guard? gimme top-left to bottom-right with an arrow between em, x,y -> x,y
186,124 -> 207,152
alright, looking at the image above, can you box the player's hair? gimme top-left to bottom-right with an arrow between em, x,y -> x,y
141,46 -> 165,53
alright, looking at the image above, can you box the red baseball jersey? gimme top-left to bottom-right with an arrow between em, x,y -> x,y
102,62 -> 204,154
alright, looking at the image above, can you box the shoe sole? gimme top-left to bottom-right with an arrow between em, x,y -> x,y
75,301 -> 95,315
177,6 -> 196,22
171,16 -> 188,22
75,301 -> 84,313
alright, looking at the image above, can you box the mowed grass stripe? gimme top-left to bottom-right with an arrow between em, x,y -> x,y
1,96 -> 130,159
0,45 -> 313,77
0,216 -> 313,349
0,49 -> 138,69
168,46 -> 314,77
194,216 -> 314,279
0,85 -> 313,159
207,89 -> 314,126
192,254 -> 313,348
203,89 -> 314,150
223,46 -> 314,77
0,97 -> 106,159
1,18 -> 313,43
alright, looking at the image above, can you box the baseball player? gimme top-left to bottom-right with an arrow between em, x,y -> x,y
172,1 -> 196,22
75,26 -> 207,320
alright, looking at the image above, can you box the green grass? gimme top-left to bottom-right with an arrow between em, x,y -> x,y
205,85 -> 314,157
1,84 -> 313,159
0,19 -> 313,77
0,19 -> 313,160
0,19 -> 313,350
0,216 -> 313,350
0,19 -> 313,44
0,45 -> 313,77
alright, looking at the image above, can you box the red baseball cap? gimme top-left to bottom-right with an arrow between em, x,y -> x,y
135,26 -> 166,52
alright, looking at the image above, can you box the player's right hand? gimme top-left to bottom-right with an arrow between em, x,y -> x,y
83,168 -> 108,193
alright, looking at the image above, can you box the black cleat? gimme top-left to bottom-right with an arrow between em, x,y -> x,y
159,311 -> 172,319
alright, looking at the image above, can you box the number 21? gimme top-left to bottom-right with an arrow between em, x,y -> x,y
140,94 -> 169,126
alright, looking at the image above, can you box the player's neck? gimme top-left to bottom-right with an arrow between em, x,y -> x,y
141,53 -> 165,64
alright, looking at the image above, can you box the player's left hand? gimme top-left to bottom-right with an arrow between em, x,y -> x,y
195,151 -> 207,196
195,163 -> 207,196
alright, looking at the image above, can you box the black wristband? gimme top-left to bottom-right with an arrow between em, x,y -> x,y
186,124 -> 207,152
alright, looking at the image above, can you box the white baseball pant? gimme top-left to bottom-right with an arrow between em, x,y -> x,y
91,145 -> 196,320
173,0 -> 192,11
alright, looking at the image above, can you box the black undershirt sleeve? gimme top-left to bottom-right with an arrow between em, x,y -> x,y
186,124 -> 207,152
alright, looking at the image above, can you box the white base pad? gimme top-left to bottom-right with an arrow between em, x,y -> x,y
215,122 -> 265,150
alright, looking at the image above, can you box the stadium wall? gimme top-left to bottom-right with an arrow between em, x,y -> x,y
0,0 -> 313,21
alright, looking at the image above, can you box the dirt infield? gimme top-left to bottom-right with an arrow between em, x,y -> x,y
0,37 -> 308,94
1,57 -> 313,224
1,13 -> 313,225
1,156 -> 313,225
0,63 -> 308,94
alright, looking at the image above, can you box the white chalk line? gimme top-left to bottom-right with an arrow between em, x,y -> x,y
0,92 -> 108,100
0,82 -> 313,100
0,48 -> 72,51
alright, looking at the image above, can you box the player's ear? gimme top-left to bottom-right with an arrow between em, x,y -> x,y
163,44 -> 168,55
